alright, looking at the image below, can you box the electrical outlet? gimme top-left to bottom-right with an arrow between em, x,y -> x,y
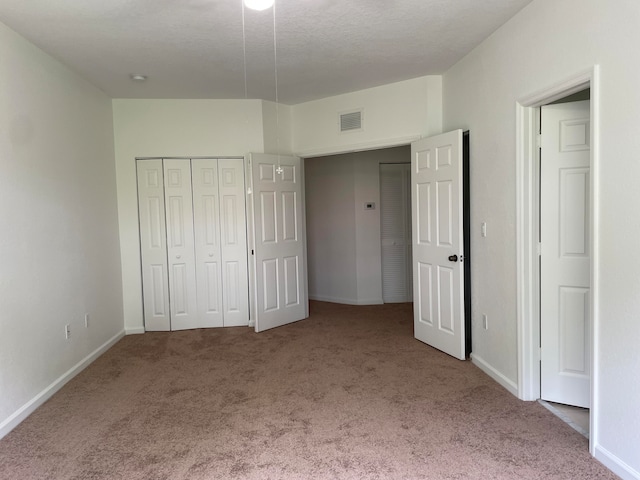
65,324 -> 71,339
84,313 -> 90,328
482,314 -> 488,330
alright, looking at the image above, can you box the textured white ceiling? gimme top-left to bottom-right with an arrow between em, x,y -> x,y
0,0 -> 533,104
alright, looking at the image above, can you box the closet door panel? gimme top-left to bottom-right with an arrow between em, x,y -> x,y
137,160 -> 170,331
218,158 -> 249,326
164,159 -> 199,330
381,163 -> 413,303
192,159 -> 224,327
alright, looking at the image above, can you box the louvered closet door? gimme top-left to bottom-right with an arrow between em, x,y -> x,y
163,159 -> 199,330
137,160 -> 171,331
192,159 -> 224,328
380,163 -> 412,303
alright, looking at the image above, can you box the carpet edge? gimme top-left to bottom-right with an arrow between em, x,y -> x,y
0,329 -> 126,440
309,294 -> 384,305
471,352 -> 519,397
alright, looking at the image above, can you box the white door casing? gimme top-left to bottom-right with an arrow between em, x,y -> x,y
540,101 -> 591,408
250,153 -> 308,332
412,130 -> 466,360
163,159 -> 199,331
380,163 -> 413,303
136,160 -> 171,331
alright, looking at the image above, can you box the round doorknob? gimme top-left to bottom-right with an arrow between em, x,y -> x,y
208,253 -> 214,257
448,254 -> 458,262
176,255 -> 181,259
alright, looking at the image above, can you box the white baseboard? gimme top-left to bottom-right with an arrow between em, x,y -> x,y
471,353 -> 519,397
0,329 -> 125,440
595,444 -> 640,480
309,294 -> 384,305
125,327 -> 145,335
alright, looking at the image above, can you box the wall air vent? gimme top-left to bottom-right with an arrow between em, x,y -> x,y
339,110 -> 363,132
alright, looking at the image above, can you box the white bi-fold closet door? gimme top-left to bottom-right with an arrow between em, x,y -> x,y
137,158 -> 249,331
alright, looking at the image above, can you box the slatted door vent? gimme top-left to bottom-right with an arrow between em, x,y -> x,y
339,110 -> 363,132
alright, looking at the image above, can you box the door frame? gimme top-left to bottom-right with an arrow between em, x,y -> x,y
515,66 -> 599,454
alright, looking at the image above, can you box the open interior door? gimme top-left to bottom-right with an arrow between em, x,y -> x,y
412,130 -> 466,360
249,153 -> 308,332
540,101 -> 591,408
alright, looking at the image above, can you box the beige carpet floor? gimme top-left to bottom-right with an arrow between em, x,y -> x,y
0,301 -> 617,479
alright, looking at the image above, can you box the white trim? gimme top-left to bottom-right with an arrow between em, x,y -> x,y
515,102 -> 540,401
515,66 -> 599,456
0,330 -> 125,440
589,66 -> 601,455
470,353 -> 519,397
125,327 -> 145,335
309,294 -> 384,305
594,445 -> 640,480
296,135 -> 420,159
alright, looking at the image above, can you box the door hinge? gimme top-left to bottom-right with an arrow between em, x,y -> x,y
536,242 -> 541,256
251,249 -> 254,255
536,133 -> 542,149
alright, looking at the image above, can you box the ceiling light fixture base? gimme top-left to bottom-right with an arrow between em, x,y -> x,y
244,0 -> 274,11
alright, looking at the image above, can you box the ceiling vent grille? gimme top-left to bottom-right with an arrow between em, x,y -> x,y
340,110 -> 363,132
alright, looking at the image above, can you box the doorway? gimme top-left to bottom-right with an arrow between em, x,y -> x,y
304,146 -> 411,306
538,91 -> 591,436
516,67 -> 599,454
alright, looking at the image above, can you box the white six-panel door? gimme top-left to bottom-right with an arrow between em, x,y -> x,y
540,101 -> 591,408
250,153 -> 307,332
136,160 -> 171,331
163,159 -> 199,330
411,130 -> 466,360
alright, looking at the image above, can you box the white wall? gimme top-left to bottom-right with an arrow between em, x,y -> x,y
306,147 -> 410,305
0,21 -> 123,436
305,156 -> 358,303
112,99 -> 266,333
292,76 -> 442,157
443,0 -> 640,477
262,100 -> 293,155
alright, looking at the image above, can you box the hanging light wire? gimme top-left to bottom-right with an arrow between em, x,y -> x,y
241,0 -> 281,172
272,0 -> 282,171
241,0 -> 249,101
240,0 -> 282,174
